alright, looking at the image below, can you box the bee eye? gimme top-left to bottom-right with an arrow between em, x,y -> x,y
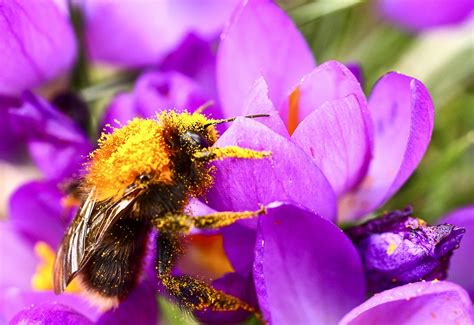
182,131 -> 210,148
138,174 -> 151,184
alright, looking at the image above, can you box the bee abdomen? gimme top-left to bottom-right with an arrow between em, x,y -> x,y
79,218 -> 151,308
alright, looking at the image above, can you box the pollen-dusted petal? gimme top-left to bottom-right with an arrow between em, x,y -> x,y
347,208 -> 465,294
292,94 -> 371,196
87,118 -> 171,200
339,73 -> 434,221
217,0 -> 315,118
339,281 -> 473,325
254,203 -> 365,324
440,206 -> 474,299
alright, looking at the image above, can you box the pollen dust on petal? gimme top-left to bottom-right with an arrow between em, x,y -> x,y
386,241 -> 397,256
288,87 -> 301,135
31,241 -> 81,293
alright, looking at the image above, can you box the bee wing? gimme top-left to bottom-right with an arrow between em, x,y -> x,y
53,188 -> 139,293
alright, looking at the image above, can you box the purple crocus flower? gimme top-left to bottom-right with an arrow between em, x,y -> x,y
378,0 -> 474,31
0,0 -> 77,96
213,0 -> 435,223
83,0 -> 239,67
346,207 -> 465,293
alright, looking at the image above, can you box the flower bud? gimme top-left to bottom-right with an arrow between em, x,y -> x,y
346,207 -> 465,293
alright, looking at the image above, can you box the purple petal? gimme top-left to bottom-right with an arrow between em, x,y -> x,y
281,61 -> 369,133
292,94 -> 371,196
161,33 -> 219,100
222,223 -> 257,275
0,223 -> 38,290
9,92 -> 92,180
378,0 -> 474,31
8,181 -> 69,248
84,0 -> 238,67
97,281 -> 158,325
345,62 -> 364,85
340,281 -> 473,324
206,118 -> 337,222
242,77 -> 289,137
254,203 -> 365,324
0,0 -> 76,95
217,0 -> 315,118
10,303 -> 93,325
440,206 -> 474,299
101,71 -> 220,131
0,289 -> 101,322
339,73 -> 434,221
0,96 -> 24,161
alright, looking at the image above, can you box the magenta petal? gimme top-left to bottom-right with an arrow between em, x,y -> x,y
340,281 -> 473,324
379,0 -> 473,31
281,61 -> 369,129
8,181 -> 67,248
101,71 -> 220,131
292,94 -> 371,196
0,1 -> 76,95
10,303 -> 92,325
440,206 -> 474,299
254,203 -> 365,324
9,92 -> 92,180
242,77 -> 289,137
97,281 -> 158,325
340,73 -> 434,221
217,0 -> 315,118
85,0 -> 238,67
0,289 -> 101,322
0,223 -> 38,290
206,118 -> 337,222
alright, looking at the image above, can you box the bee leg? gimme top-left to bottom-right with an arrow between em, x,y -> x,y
193,146 -> 271,162
192,205 -> 266,229
156,233 -> 260,317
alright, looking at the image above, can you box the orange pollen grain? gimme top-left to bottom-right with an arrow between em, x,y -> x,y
288,87 -> 301,135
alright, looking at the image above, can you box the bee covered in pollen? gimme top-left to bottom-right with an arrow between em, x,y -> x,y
53,109 -> 270,317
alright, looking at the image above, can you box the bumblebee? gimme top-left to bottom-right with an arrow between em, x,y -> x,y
53,110 -> 270,316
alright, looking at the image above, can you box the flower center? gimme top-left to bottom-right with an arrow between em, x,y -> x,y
31,241 -> 80,293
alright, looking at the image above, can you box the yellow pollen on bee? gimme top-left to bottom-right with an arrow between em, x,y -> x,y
31,241 -> 80,293
87,118 -> 173,200
156,110 -> 218,143
386,241 -> 397,256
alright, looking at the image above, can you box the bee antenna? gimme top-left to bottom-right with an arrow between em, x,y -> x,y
204,113 -> 270,128
194,100 -> 214,114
